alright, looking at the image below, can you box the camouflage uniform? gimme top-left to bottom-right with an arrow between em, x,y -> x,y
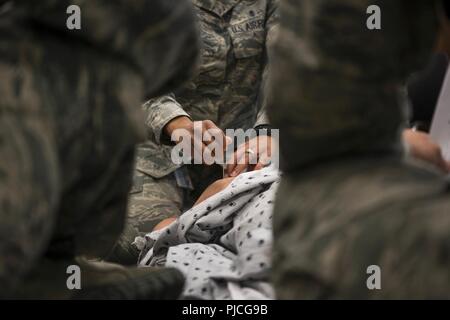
0,0 -> 198,298
269,0 -> 450,298
127,0 -> 279,236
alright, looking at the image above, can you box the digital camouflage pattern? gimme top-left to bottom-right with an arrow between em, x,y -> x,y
126,0 -> 279,241
0,0 -> 198,298
124,163 -> 223,239
269,0 -> 450,298
144,0 -> 279,148
128,170 -> 183,233
14,257 -> 186,299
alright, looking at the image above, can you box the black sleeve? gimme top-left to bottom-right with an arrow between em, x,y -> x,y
407,53 -> 449,131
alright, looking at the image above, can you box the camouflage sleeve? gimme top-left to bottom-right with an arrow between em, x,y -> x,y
268,0 -> 438,171
254,0 -> 279,128
254,71 -> 270,128
14,0 -> 199,99
142,94 -> 191,144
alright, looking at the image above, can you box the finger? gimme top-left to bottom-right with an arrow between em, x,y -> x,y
254,153 -> 271,171
256,135 -> 272,157
202,120 -> 215,146
230,149 -> 254,177
203,119 -> 220,130
226,163 -> 236,176
230,162 -> 250,177
191,136 -> 207,164
225,136 -> 232,147
204,120 -> 229,162
204,127 -> 227,160
226,142 -> 248,175
204,120 -> 228,151
203,120 -> 223,144
226,153 -> 238,175
202,127 -> 216,158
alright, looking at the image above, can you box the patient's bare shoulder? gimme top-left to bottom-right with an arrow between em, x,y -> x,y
195,177 -> 235,206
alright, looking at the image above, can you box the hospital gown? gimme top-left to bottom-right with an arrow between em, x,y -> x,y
136,166 -> 280,300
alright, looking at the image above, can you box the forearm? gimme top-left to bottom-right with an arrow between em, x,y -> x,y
143,94 -> 190,144
254,0 -> 279,129
254,66 -> 271,129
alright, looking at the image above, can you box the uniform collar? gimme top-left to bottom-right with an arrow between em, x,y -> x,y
192,0 -> 242,17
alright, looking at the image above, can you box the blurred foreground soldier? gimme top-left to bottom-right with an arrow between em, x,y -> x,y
269,0 -> 450,299
0,0 -> 198,298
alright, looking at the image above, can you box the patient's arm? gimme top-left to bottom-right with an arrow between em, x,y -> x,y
153,177 -> 235,231
194,177 -> 235,206
153,217 -> 177,231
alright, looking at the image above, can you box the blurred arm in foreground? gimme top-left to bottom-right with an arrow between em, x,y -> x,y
269,0 -> 450,299
0,0 -> 199,298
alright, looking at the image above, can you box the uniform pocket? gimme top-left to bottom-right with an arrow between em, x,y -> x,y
130,173 -> 144,194
229,15 -> 266,59
135,141 -> 179,179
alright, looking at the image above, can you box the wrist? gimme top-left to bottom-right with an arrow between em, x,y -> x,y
164,116 -> 192,137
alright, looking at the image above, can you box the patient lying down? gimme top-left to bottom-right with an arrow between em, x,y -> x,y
135,166 -> 280,300
153,177 -> 236,231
